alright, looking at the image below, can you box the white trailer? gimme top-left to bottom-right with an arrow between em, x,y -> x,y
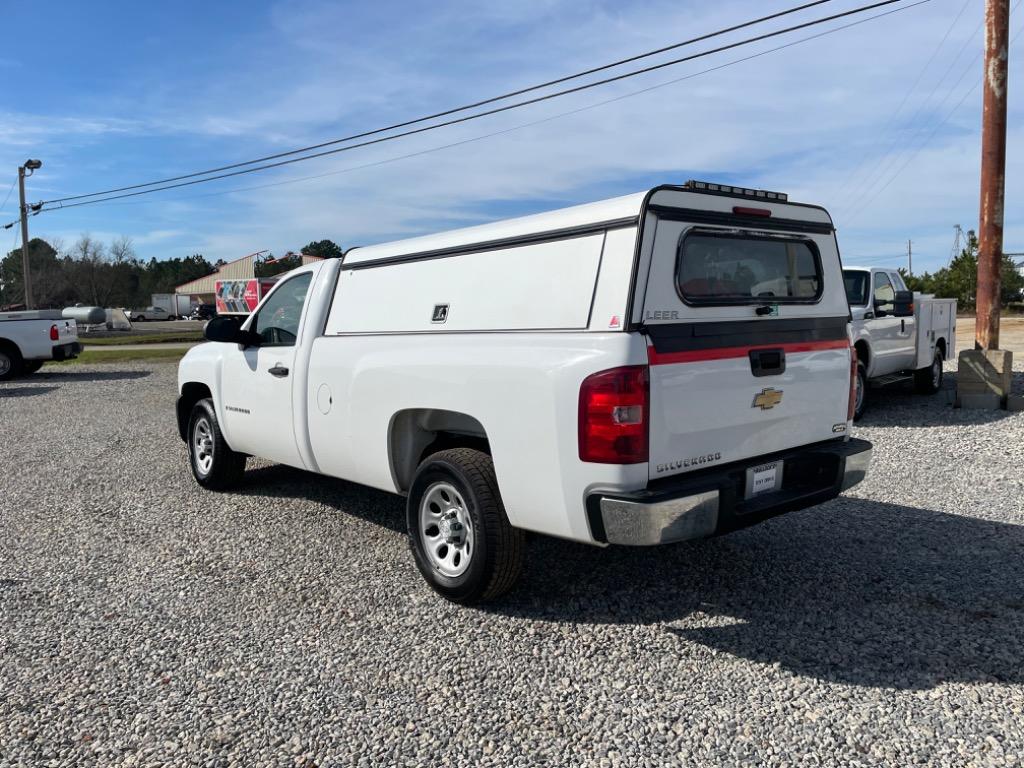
151,293 -> 193,319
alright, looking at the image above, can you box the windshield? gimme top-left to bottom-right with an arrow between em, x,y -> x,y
676,232 -> 822,305
843,270 -> 870,307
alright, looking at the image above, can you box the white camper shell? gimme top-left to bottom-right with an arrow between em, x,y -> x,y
178,183 -> 872,603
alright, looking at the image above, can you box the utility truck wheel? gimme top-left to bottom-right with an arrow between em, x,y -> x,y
914,350 -> 943,395
22,361 -> 44,374
187,398 -> 246,490
853,360 -> 868,421
0,346 -> 22,381
407,448 -> 524,604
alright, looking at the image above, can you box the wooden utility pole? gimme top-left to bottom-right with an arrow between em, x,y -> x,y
975,0 -> 1009,350
17,164 -> 34,310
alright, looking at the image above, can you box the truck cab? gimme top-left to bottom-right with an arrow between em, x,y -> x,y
843,266 -> 955,419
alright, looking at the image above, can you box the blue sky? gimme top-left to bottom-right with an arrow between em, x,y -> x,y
1,0 -> 1020,274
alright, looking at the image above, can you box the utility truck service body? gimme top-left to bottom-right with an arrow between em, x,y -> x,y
177,183 -> 871,602
843,266 -> 956,419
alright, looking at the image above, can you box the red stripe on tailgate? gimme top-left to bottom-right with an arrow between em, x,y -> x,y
647,338 -> 849,366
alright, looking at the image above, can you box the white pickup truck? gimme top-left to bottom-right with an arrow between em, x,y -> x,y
842,266 -> 956,419
0,310 -> 81,380
177,181 -> 872,603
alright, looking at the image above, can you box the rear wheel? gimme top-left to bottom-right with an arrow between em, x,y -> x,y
914,349 -> 943,395
407,448 -> 524,604
187,398 -> 246,490
853,360 -> 868,421
0,345 -> 23,381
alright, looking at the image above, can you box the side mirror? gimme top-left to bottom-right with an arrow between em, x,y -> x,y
893,290 -> 914,318
204,315 -> 262,347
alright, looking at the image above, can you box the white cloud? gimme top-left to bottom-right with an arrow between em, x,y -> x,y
14,0 -> 1023,277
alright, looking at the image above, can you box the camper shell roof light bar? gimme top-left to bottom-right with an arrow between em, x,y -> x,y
685,180 -> 788,202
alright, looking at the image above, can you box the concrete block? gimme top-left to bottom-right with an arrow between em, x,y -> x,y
1007,395 -> 1024,413
957,393 -> 1002,410
957,349 -> 1013,400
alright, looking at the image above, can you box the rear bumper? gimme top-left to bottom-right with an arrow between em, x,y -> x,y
587,437 -> 872,546
51,342 -> 81,361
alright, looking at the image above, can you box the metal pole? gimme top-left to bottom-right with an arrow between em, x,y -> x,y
975,0 -> 1009,350
17,165 -> 33,310
907,239 -> 912,276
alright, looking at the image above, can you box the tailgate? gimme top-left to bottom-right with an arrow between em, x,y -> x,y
646,320 -> 851,480
55,319 -> 78,344
635,188 -> 852,481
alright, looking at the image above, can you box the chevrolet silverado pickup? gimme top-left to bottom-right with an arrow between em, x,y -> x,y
177,181 -> 872,603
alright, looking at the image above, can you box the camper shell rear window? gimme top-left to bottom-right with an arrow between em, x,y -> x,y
676,230 -> 823,306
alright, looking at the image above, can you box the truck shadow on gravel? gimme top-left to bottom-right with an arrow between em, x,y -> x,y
493,498 -> 1024,690
859,370 -> 1023,427
237,466 -> 1024,691
30,369 -> 151,382
0,385 -> 59,398
240,464 -> 406,534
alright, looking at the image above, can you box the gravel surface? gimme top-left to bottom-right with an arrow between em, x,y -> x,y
1,360 -> 1023,767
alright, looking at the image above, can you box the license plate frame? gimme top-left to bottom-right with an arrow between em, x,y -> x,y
744,460 -> 783,499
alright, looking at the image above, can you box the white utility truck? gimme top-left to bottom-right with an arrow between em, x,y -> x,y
843,266 -> 956,419
177,182 -> 872,603
0,310 -> 80,380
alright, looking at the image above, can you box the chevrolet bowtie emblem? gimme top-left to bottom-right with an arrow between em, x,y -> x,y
752,387 -> 784,410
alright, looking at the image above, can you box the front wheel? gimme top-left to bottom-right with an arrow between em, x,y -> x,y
853,360 -> 868,421
914,350 -> 944,394
187,398 -> 246,490
407,448 -> 524,604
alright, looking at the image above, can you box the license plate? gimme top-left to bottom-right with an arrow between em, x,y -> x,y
745,460 -> 783,499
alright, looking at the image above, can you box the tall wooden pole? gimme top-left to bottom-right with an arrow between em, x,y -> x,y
975,0 -> 1010,350
17,165 -> 34,310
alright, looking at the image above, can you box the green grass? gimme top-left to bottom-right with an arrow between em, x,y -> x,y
83,332 -> 203,346
53,348 -> 188,364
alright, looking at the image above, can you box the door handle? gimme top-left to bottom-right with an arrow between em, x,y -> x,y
268,364 -> 289,378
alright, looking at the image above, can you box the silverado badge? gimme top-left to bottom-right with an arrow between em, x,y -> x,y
752,387 -> 784,410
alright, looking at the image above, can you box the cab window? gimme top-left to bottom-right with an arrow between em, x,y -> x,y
873,271 -> 895,313
252,273 -> 312,346
843,270 -> 870,307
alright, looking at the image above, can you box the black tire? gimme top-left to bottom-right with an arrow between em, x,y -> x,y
914,349 -> 944,395
0,344 -> 23,382
186,398 -> 246,490
853,360 -> 868,422
22,360 -> 44,374
407,448 -> 524,604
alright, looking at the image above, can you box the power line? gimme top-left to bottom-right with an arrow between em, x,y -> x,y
838,6 -> 987,216
843,12 -> 1023,225
50,1 -> 928,212
42,0 -> 838,206
40,0 -> 919,212
829,0 -> 970,205
0,178 -> 16,215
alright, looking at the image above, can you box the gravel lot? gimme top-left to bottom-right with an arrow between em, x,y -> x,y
2,360 -> 1023,767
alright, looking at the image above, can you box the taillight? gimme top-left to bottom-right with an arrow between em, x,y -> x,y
579,365 -> 649,464
847,346 -> 858,421
49,324 -> 59,341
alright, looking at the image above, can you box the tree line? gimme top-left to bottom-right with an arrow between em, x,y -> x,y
899,232 -> 1024,309
0,236 -> 343,310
